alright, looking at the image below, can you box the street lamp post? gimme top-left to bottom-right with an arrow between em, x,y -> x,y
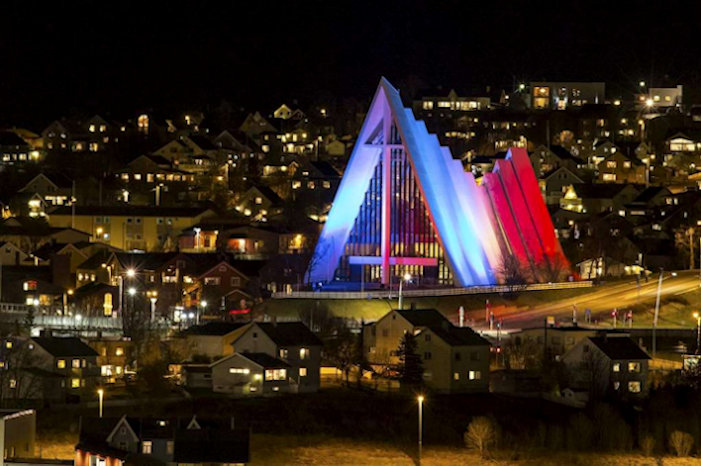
198,300 -> 207,325
653,269 -> 678,358
398,273 -> 411,310
417,395 -> 424,464
694,311 -> 701,354
97,388 -> 104,418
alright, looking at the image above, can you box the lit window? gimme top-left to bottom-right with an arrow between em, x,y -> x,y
5,341 -> 11,349
300,367 -> 307,377
115,347 -> 124,356
279,348 -> 288,359
166,441 -> 174,455
469,371 -> 481,380
255,197 -> 262,205
71,378 -> 81,388
72,359 -> 80,369
142,441 -> 152,454
229,368 -> 250,374
628,381 -> 642,393
265,369 -> 287,381
628,362 -> 641,373
57,359 -> 66,369
453,372 -> 460,381
612,363 -> 620,372
300,348 -> 310,360
613,381 -> 620,390
9,379 -> 16,389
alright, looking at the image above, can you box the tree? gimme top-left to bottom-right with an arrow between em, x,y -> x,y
502,338 -> 541,370
641,434 -> 655,457
497,253 -> 530,291
395,332 -> 423,387
464,417 -> 497,458
669,430 -> 693,457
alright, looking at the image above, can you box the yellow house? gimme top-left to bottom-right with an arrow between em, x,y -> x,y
363,308 -> 454,366
47,206 -> 215,251
415,325 -> 491,393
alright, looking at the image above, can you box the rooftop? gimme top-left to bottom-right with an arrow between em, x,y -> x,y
255,322 -> 323,347
240,352 -> 291,369
395,309 -> 450,327
184,322 -> 248,336
588,336 -> 651,360
426,325 -> 491,346
32,336 -> 98,357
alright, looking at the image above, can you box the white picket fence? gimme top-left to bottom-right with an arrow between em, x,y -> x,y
271,280 -> 593,299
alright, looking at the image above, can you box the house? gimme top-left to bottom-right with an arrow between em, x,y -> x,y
542,167 -> 584,205
530,145 -> 585,177
362,308 -> 449,366
561,335 -> 651,398
511,325 -> 597,360
180,322 -> 250,360
415,325 -> 490,393
207,352 -> 296,395
239,112 -> 277,139
75,415 -> 250,466
18,174 -> 73,207
88,338 -> 131,383
232,322 -> 322,393
0,131 -> 38,166
3,336 -> 100,403
114,155 -> 196,206
0,409 -> 36,460
234,186 -> 284,222
0,241 -> 29,266
597,151 -> 646,184
563,183 -> 640,214
47,205 -> 215,251
182,259 -> 252,314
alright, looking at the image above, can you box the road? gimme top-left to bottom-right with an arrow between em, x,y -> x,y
475,271 -> 701,330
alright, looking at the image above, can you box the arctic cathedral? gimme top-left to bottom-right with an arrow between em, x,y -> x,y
308,78 -> 568,288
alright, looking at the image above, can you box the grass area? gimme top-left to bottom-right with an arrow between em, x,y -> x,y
248,436 -> 701,465
255,286 -> 599,321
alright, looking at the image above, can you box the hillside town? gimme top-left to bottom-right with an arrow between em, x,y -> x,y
6,2 -> 701,465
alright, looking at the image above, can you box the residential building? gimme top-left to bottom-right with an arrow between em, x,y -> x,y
75,415 -> 250,466
3,336 -> 100,402
232,322 -> 322,393
415,325 -> 490,393
205,352 -> 296,395
512,325 -> 597,360
0,409 -> 36,460
47,206 -> 215,251
530,82 -> 605,110
597,151 -> 646,184
363,309 -> 450,366
0,131 -> 39,166
561,335 -> 651,397
180,322 -> 250,360
88,338 -> 131,384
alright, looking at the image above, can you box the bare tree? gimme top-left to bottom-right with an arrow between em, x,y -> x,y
503,338 -> 541,370
578,347 -> 610,399
669,430 -> 693,457
464,417 -> 497,458
538,254 -> 569,283
497,253 -> 530,293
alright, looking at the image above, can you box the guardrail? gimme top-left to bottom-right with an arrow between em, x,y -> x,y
271,281 -> 593,299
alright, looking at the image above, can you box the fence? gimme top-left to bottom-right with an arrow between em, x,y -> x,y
271,280 -> 593,299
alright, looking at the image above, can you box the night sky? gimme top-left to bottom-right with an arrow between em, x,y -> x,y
3,0 -> 701,127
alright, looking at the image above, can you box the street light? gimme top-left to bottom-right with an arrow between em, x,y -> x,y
128,287 -> 136,296
126,268 -> 136,278
398,273 -> 412,310
97,388 -> 104,418
417,395 -> 424,464
147,290 -> 158,322
694,311 -> 701,354
645,98 -> 654,108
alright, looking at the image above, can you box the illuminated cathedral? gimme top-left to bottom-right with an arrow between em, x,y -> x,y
308,78 -> 568,288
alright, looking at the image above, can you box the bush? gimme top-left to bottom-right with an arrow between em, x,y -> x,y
669,430 -> 693,457
464,417 -> 497,458
641,435 -> 655,457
